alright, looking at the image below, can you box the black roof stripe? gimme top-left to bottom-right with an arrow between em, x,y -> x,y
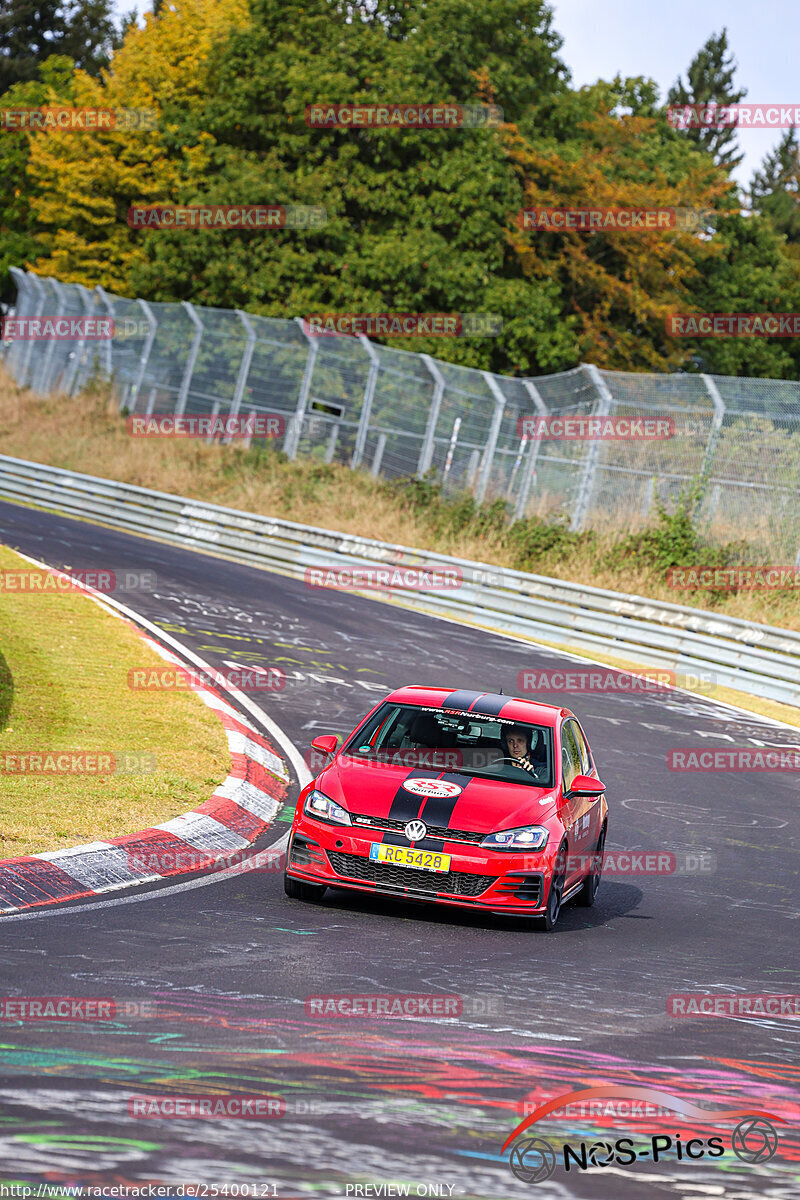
442,689 -> 485,712
468,694 -> 511,717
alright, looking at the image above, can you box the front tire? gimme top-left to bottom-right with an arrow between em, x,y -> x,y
577,827 -> 605,907
284,873 -> 327,903
536,844 -> 566,931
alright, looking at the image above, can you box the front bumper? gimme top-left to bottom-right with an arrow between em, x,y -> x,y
286,820 -> 555,916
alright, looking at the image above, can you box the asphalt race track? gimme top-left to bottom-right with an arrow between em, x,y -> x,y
0,496 -> 798,1199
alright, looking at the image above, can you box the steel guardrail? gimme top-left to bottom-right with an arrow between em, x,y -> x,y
1,453 -> 798,708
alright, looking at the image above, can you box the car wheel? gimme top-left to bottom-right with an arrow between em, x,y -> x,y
577,826 -> 605,907
284,874 -> 327,903
536,844 -> 567,931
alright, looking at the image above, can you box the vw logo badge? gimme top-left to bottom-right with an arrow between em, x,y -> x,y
404,819 -> 427,842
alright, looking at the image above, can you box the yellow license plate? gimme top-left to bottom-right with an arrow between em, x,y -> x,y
369,843 -> 451,872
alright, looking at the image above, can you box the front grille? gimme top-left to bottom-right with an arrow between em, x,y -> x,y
350,814 -> 485,845
327,851 -> 494,897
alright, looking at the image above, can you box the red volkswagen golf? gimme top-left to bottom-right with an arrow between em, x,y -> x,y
284,686 -> 608,929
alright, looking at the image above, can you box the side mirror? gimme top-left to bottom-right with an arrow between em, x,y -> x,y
568,774 -> 605,797
310,734 -> 338,758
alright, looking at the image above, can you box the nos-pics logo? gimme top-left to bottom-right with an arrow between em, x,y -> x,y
502,1086 -> 783,1184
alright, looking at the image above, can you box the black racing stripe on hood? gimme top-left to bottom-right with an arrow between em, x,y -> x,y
468,694 -> 511,717
442,690 -> 485,712
417,772 -> 474,828
387,768 -> 440,821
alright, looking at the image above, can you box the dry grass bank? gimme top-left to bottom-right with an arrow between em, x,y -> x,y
0,367 -> 798,637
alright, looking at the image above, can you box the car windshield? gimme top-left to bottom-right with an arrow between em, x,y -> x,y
341,703 -> 554,788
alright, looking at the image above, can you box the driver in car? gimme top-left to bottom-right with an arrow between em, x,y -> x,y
500,725 -> 541,777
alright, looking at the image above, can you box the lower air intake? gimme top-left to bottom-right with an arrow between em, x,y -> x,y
326,852 -> 494,897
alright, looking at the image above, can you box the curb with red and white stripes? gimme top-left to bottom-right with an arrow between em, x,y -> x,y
0,629 -> 292,915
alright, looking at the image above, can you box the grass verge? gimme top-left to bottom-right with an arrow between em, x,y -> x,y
0,543 -> 230,857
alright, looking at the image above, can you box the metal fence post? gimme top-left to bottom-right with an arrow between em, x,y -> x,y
175,301 -> 203,416
62,283 -> 95,395
95,285 -> 115,386
10,270 -> 44,387
35,278 -> 65,394
514,380 -> 549,521
442,416 -> 462,485
352,335 -> 380,469
417,354 -> 445,477
129,299 -> 157,411
698,374 -> 726,513
223,310 -> 257,443
475,373 -> 507,504
571,363 -> 614,531
3,268 -> 25,375
371,432 -> 387,477
284,317 -> 318,459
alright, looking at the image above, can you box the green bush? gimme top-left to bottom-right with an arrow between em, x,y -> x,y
384,475 -> 595,568
505,514 -> 595,570
604,480 -> 746,600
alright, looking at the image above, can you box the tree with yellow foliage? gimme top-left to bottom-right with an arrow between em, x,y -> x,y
25,0 -> 248,293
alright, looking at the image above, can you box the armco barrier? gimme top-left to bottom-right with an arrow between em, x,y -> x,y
0,452 -> 798,709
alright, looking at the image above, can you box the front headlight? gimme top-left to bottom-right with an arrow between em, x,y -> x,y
303,788 -> 351,826
480,825 -> 549,851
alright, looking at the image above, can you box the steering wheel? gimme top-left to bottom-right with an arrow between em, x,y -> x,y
471,756 -> 525,771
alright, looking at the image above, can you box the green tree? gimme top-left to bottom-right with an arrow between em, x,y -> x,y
667,28 -> 746,170
0,55 -> 75,296
750,129 -> 800,247
0,0 -> 118,89
506,77 -> 730,370
678,211 -> 800,378
129,0 -> 576,373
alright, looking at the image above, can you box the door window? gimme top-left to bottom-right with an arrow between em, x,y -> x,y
570,720 -> 593,775
561,722 -> 582,791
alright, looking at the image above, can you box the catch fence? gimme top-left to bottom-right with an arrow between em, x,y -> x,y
3,267 -> 799,561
